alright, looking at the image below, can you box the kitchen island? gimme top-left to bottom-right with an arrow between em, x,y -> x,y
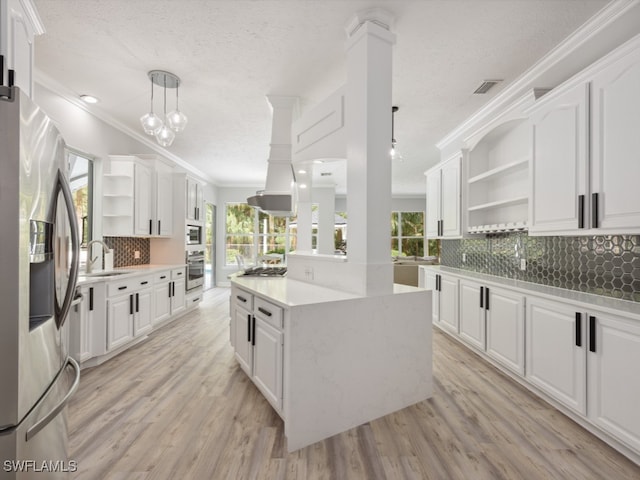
230,274 -> 432,451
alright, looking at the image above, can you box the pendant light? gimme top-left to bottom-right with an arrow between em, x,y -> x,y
140,75 -> 162,135
390,105 -> 403,161
140,70 -> 186,147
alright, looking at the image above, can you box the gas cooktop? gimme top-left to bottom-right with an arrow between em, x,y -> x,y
241,266 -> 287,277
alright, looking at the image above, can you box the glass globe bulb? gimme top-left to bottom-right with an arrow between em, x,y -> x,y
155,125 -> 176,147
166,110 -> 188,132
140,112 -> 163,135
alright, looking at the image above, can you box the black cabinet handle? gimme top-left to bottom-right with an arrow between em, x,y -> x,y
118,286 -> 127,291
589,316 -> 596,353
247,314 -> 251,343
258,306 -> 272,317
129,294 -> 133,315
168,283 -> 172,298
578,195 -> 585,229
592,193 -> 599,228
176,272 -> 183,276
440,220 -> 444,236
141,281 -> 148,285
575,312 -> 582,347
252,316 -> 256,346
237,295 -> 247,303
160,275 -> 167,280
438,274 -> 441,292
192,297 -> 199,303
485,287 -> 490,311
136,293 -> 139,313
89,287 -> 94,311
158,220 -> 161,235
149,219 -> 152,235
172,281 -> 175,297
480,286 -> 484,308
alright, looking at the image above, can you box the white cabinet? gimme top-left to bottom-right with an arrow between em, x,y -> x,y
106,275 -> 153,351
587,311 -> 640,453
0,0 -> 43,99
529,37 -> 640,235
69,283 -> 106,364
152,268 -> 186,326
424,269 -> 458,334
425,155 -> 461,239
103,155 -> 174,237
231,286 -> 284,412
526,296 -> 587,415
459,279 -> 525,375
527,295 -> 640,453
186,176 -> 205,223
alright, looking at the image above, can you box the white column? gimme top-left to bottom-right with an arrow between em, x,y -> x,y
345,11 -> 396,295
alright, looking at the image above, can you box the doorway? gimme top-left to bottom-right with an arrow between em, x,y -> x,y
205,203 -> 216,289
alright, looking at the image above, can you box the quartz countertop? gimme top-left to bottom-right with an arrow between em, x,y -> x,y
421,265 -> 640,319
231,274 -> 424,308
77,263 -> 186,285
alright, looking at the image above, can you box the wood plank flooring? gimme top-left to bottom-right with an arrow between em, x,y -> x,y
68,288 -> 640,479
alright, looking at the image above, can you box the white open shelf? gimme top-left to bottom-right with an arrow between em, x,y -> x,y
467,157 -> 529,184
468,195 -> 528,212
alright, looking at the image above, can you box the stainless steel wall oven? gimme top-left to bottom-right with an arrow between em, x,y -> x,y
186,250 -> 204,290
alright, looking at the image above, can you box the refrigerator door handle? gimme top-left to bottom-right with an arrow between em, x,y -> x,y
26,356 -> 80,441
54,169 -> 80,329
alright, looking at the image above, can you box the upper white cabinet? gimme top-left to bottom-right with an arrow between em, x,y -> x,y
529,35 -> 640,235
425,154 -> 461,239
103,155 -> 173,237
466,119 -> 531,234
186,176 -> 204,223
529,83 -> 589,234
0,0 -> 44,99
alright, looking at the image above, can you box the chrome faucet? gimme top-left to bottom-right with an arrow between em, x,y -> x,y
86,239 -> 113,273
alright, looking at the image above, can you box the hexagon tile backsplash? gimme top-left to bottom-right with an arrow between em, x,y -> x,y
441,233 -> 640,302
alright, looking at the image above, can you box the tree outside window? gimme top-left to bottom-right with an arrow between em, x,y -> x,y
391,211 -> 425,257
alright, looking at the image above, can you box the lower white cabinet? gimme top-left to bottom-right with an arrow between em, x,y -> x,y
424,269 -> 458,333
106,275 -> 152,351
231,286 -> 284,412
152,268 -> 186,326
69,283 -> 106,363
459,279 -> 525,375
525,296 -> 587,415
588,311 -> 640,454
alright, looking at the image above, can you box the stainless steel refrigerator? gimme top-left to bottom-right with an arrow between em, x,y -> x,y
0,82 -> 81,478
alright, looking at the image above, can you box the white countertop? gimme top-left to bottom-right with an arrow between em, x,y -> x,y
231,274 -> 424,308
77,263 -> 186,285
421,265 -> 640,319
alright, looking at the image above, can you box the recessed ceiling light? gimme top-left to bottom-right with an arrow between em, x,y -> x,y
80,94 -> 99,104
298,169 -> 307,174
299,184 -> 308,189
312,159 -> 324,164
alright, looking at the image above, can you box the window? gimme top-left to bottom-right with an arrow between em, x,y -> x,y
391,211 -> 424,257
67,149 -> 93,265
225,203 -> 297,266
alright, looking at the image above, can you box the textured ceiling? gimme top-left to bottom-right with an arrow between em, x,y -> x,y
33,0 -> 609,195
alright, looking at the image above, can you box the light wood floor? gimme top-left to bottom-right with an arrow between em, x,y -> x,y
68,288 -> 640,479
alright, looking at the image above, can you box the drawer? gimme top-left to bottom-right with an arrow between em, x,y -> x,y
254,296 -> 283,330
154,270 -> 171,284
171,267 -> 186,280
107,275 -> 153,297
234,288 -> 253,311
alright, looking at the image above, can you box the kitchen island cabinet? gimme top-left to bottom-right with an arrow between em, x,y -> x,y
230,275 -> 432,452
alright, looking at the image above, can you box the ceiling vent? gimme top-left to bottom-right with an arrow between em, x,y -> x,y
473,79 -> 502,94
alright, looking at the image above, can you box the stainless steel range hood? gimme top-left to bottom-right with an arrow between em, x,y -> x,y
247,95 -> 298,217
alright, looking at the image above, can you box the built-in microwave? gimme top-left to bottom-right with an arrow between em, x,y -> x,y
186,224 -> 202,245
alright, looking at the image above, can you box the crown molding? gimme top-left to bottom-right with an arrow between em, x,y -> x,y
19,0 -> 46,35
436,0 -> 639,152
34,68 -> 215,185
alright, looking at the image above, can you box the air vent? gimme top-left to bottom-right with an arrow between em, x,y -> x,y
473,80 -> 502,94
320,172 -> 332,177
